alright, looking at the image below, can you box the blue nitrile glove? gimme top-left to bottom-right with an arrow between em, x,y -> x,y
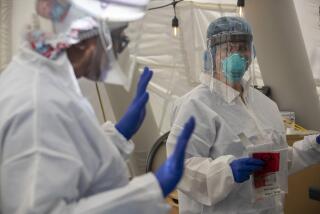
316,135 -> 320,144
230,157 -> 265,183
115,67 -> 153,140
155,117 -> 196,197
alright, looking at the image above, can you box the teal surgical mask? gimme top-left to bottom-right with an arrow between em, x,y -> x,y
222,53 -> 248,83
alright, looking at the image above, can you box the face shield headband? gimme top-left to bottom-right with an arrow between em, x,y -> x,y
207,32 -> 253,49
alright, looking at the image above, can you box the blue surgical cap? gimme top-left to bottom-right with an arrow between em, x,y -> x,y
204,16 -> 253,74
207,16 -> 252,39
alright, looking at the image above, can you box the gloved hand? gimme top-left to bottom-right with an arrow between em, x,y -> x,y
115,67 -> 153,140
230,157 -> 265,183
316,135 -> 320,144
155,117 -> 196,197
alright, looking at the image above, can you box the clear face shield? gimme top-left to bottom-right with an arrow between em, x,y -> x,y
82,20 -> 139,91
206,32 -> 255,102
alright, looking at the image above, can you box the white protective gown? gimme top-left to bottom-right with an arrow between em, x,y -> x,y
166,73 -> 320,214
0,45 -> 170,214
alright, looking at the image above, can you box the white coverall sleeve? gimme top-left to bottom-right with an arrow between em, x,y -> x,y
166,98 -> 237,206
3,153 -> 169,214
72,173 -> 170,214
1,104 -> 169,214
102,121 -> 134,161
288,134 -> 320,175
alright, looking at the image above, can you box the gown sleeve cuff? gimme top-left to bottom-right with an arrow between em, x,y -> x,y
102,121 -> 135,161
309,134 -> 320,152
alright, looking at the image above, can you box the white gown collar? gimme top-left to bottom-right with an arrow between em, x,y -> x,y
199,73 -> 251,104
